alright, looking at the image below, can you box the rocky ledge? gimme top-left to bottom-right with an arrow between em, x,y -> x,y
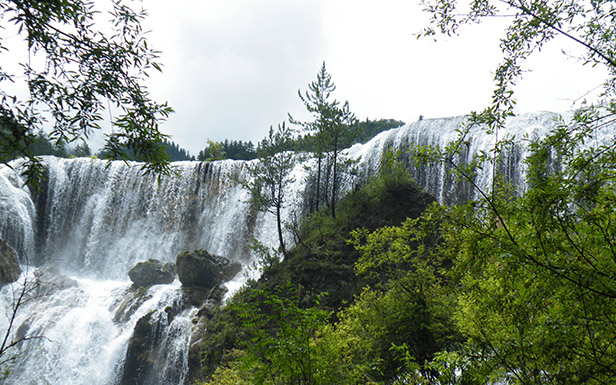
128,258 -> 176,288
121,249 -> 242,385
0,239 -> 21,287
176,249 -> 241,290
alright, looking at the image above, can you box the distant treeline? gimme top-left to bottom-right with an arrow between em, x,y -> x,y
196,118 -> 405,161
4,130 -> 193,163
3,130 -> 93,160
7,118 -> 404,163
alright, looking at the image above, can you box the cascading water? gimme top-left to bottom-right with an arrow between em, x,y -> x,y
0,157 -> 298,385
1,111 -> 613,384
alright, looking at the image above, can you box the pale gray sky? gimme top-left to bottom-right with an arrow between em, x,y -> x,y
137,0 -> 607,155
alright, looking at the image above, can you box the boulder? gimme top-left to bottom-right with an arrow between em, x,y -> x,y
128,259 -> 176,287
120,304 -> 184,385
176,250 -> 241,290
33,267 -> 78,295
119,310 -> 161,385
0,239 -> 21,287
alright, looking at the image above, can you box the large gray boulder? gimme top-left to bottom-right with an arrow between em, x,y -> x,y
128,259 -> 176,287
176,250 -> 241,290
0,239 -> 21,287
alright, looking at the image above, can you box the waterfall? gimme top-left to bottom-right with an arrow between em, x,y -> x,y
1,111 -> 613,384
30,157 -> 277,277
0,157 -> 301,385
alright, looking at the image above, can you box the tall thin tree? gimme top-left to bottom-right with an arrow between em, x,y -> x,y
290,62 -> 356,218
244,122 -> 296,257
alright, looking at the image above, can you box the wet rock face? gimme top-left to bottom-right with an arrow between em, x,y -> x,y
128,259 -> 176,287
176,250 -> 241,290
0,239 -> 21,287
119,310 -> 162,385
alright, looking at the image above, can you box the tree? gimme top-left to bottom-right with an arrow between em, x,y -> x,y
198,140 -> 225,162
203,284 -> 359,385
0,0 -> 173,186
222,140 -> 257,160
290,62 -> 357,217
163,140 -> 192,161
408,0 -> 616,382
243,123 -> 295,257
72,141 -> 92,158
419,0 -> 616,140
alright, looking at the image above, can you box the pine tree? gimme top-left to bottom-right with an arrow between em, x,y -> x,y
290,62 -> 357,218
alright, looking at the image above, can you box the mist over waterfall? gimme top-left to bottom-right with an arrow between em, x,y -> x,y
1,111 -> 610,384
32,158 -> 262,279
0,157 -> 297,385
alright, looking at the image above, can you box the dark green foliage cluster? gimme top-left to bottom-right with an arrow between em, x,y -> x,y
276,118 -> 405,154
253,118 -> 404,157
197,140 -> 256,161
4,130 -> 94,160
97,139 -> 192,162
222,140 -> 257,160
164,141 -> 193,161
193,163 -> 444,384
263,159 -> 436,311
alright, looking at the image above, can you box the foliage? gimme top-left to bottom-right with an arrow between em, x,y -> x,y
224,139 -> 257,160
193,119 -> 403,163
419,0 -> 616,135
164,140 -> 193,161
72,141 -> 92,158
208,163 -> 455,384
414,1 -> 616,383
290,62 -> 358,217
197,139 -> 225,162
0,0 -> 173,185
225,285 -> 335,385
197,139 -> 257,161
352,118 -> 405,145
0,0 -> 171,373
241,123 -> 296,257
202,283 -> 385,385
289,118 -> 406,153
346,202 -> 460,380
12,130 -> 68,159
263,159 -> 436,312
197,140 -> 226,161
193,164 -> 437,384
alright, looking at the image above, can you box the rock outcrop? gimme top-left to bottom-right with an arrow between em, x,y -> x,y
128,259 -> 176,287
119,310 -> 162,385
174,249 -> 241,383
176,249 -> 241,290
120,250 -> 240,384
0,239 -> 21,287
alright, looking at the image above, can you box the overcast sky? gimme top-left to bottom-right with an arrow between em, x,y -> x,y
135,0 -> 607,156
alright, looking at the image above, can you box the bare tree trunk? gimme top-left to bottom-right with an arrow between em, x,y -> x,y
315,155 -> 322,212
276,203 -> 287,257
331,146 -> 338,219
